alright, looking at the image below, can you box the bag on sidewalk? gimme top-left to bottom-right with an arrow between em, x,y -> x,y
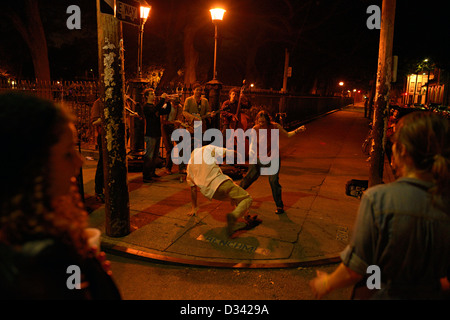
345,179 -> 368,198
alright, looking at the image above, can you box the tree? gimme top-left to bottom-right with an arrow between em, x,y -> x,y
1,0 -> 51,81
130,0 -> 374,90
148,0 -> 210,86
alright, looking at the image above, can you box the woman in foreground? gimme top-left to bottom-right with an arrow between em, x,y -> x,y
0,92 -> 121,299
310,111 -> 450,299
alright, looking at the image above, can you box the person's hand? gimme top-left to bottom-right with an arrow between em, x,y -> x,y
309,270 -> 330,299
89,247 -> 113,276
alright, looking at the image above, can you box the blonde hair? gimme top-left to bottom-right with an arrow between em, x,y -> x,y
392,111 -> 450,198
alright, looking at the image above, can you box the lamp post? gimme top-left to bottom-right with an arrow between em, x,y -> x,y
339,81 -> 344,97
128,4 -> 151,171
209,8 -> 225,81
137,5 -> 151,79
206,8 -> 226,129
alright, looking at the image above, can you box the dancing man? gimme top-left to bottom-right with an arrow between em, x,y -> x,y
240,110 -> 306,215
186,144 -> 257,236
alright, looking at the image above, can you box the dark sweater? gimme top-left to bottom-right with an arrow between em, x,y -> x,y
143,99 -> 171,138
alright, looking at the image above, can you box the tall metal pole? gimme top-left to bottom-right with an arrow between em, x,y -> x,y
138,22 -> 144,79
213,23 -> 218,80
279,48 -> 289,114
369,0 -> 396,187
96,0 -> 130,237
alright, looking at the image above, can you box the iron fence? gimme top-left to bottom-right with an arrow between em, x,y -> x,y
1,79 -> 354,158
0,79 -> 99,148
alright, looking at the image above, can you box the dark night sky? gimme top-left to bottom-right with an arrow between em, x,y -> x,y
0,0 -> 448,93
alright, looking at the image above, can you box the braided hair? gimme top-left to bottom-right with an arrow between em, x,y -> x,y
0,92 -> 90,256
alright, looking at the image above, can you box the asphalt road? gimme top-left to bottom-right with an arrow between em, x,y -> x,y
106,252 -> 352,301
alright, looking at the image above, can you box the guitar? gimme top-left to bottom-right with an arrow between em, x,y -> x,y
177,110 -> 219,133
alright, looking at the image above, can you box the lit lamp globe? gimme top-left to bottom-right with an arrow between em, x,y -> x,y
140,6 -> 151,21
210,8 -> 226,21
209,8 -> 226,82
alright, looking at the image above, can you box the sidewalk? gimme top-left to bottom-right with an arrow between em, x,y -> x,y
83,103 -> 394,268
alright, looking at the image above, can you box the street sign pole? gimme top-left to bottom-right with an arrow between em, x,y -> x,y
97,0 -> 130,237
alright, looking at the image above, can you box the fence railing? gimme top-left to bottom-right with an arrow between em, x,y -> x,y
1,79 -> 353,154
1,79 -> 100,148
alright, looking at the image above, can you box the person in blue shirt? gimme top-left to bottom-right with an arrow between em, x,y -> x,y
310,111 -> 450,299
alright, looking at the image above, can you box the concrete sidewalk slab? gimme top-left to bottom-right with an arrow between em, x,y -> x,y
83,105 -> 392,268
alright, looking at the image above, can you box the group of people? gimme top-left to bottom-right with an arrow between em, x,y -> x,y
186,109 -> 306,236
90,83 -> 214,188
91,83 -> 306,221
118,83 -> 307,234
1,89 -> 449,300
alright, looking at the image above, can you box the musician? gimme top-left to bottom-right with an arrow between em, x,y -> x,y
182,83 -> 211,133
142,89 -> 170,183
161,95 -> 185,174
220,87 -> 252,133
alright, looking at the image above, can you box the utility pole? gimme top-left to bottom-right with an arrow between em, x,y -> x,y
96,0 -> 130,237
279,48 -> 289,114
282,48 -> 289,93
369,0 -> 396,187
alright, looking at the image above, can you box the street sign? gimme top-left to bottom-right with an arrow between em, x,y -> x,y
100,0 -> 142,26
116,0 -> 141,26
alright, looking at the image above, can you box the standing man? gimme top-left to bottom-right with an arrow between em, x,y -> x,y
142,89 -> 170,183
179,83 -> 215,174
186,145 -> 256,236
220,87 -> 251,133
239,111 -> 306,215
160,96 -> 182,174
183,83 -> 213,133
91,98 -> 104,202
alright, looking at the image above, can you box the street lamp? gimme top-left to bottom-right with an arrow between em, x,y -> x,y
339,81 -> 344,96
137,5 -> 151,79
209,8 -> 226,81
128,3 -> 151,169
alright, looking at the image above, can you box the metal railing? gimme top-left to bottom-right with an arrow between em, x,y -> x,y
0,79 -> 99,148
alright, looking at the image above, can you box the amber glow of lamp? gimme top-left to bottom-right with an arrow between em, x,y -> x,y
137,5 -> 151,79
209,8 -> 226,80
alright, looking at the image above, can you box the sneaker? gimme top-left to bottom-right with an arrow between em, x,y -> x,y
143,178 -> 153,183
164,168 -> 172,175
244,214 -> 262,229
244,214 -> 259,223
275,207 -> 285,214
